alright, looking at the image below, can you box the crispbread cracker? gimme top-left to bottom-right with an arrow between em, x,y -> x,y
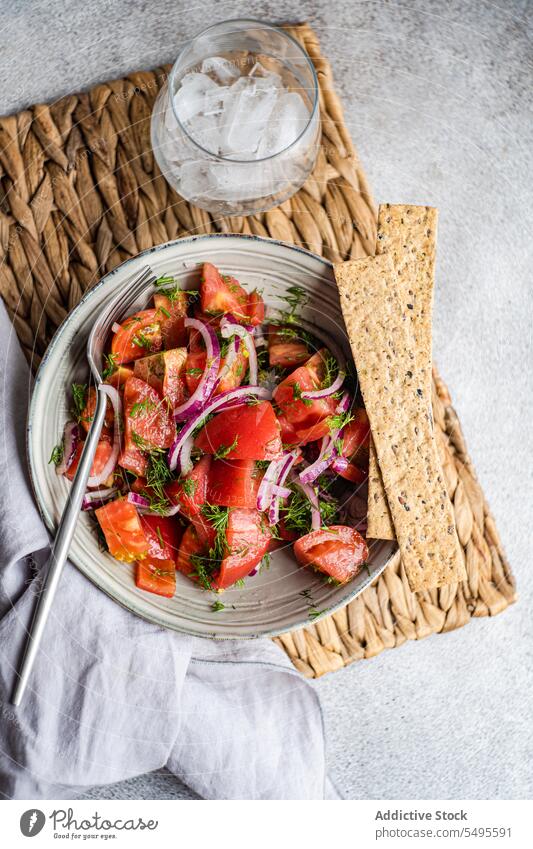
334,253 -> 465,591
367,204 -> 438,540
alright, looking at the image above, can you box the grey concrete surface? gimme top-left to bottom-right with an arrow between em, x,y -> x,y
1,0 -> 531,799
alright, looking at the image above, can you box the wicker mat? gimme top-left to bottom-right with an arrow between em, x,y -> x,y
0,22 -> 515,677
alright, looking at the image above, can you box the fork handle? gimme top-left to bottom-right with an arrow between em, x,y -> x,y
11,388 -> 109,706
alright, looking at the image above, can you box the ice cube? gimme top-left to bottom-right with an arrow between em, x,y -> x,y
178,159 -> 216,202
249,61 -> 283,91
208,162 -> 276,201
257,91 -> 309,157
224,78 -> 278,158
184,113 -> 222,155
173,72 -> 219,124
201,56 -> 240,85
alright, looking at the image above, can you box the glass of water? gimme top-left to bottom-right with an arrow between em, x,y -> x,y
151,19 -> 320,217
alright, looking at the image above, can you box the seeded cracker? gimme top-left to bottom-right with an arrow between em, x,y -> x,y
334,253 -> 465,591
367,204 -> 439,541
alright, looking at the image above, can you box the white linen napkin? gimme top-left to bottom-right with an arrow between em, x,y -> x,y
0,302 -> 332,800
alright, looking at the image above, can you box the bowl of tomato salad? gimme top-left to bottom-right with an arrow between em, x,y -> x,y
28,235 -> 398,638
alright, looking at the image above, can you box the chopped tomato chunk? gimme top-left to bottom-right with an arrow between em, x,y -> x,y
246,290 -> 265,326
268,325 -> 310,368
185,346 -> 247,396
65,438 -> 114,483
166,455 -> 211,519
134,348 -> 187,409
135,559 -> 176,597
80,387 -> 113,436
294,419 -> 332,445
111,309 -> 162,364
122,376 -> 175,452
293,525 -> 368,584
95,499 -> 149,563
200,263 -> 249,319
154,292 -> 188,348
213,508 -> 270,590
207,459 -> 262,508
273,349 -> 338,429
176,525 -> 206,582
106,366 -> 135,388
140,514 -> 183,562
194,401 -> 282,461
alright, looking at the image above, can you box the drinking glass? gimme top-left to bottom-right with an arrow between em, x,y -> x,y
151,19 -> 320,217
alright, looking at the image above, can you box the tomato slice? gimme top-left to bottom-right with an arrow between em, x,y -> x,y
134,348 -> 187,409
154,292 -> 188,348
176,524 -> 206,582
194,401 -> 282,461
340,409 -> 370,462
65,438 -> 114,483
118,443 -> 147,477
135,559 -> 176,597
213,508 -> 270,590
122,376 -> 175,452
273,349 -> 338,428
200,263 -> 249,318
106,366 -> 135,388
110,309 -> 163,364
95,499 -> 149,563
139,514 -> 183,562
207,459 -> 262,508
268,325 -> 310,369
337,462 -> 367,484
293,525 -> 368,584
277,412 -> 299,447
80,386 -> 113,436
294,419 -> 332,445
246,289 -> 265,326
185,347 -> 247,396
166,455 -> 211,519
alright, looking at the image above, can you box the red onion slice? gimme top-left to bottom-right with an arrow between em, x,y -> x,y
301,368 -> 345,400
331,457 -> 349,474
111,321 -> 122,334
81,486 -> 118,510
169,386 -> 272,474
297,480 -> 321,531
55,421 -> 80,476
256,457 -> 284,511
221,316 -> 258,386
126,491 -> 180,517
271,483 -> 292,499
173,317 -> 221,421
87,384 -> 122,488
268,450 -> 300,525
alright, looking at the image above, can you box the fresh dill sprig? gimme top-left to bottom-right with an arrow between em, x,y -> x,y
214,436 -> 238,460
280,485 -> 338,534
129,398 -> 157,418
144,452 -> 173,515
102,352 -> 119,381
71,383 -> 87,422
49,442 -> 64,466
280,285 -> 308,321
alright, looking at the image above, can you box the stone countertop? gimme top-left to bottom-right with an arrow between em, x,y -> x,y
1,0 -> 531,800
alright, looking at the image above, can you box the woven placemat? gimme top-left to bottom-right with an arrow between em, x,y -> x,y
0,22 -> 515,677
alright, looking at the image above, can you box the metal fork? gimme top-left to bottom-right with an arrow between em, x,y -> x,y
12,264 -> 157,706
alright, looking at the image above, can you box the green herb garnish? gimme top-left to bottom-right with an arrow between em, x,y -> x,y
212,600 -> 225,612
214,435 -> 238,460
49,442 -> 64,466
102,352 -> 119,381
129,398 -> 156,418
71,383 -> 87,422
